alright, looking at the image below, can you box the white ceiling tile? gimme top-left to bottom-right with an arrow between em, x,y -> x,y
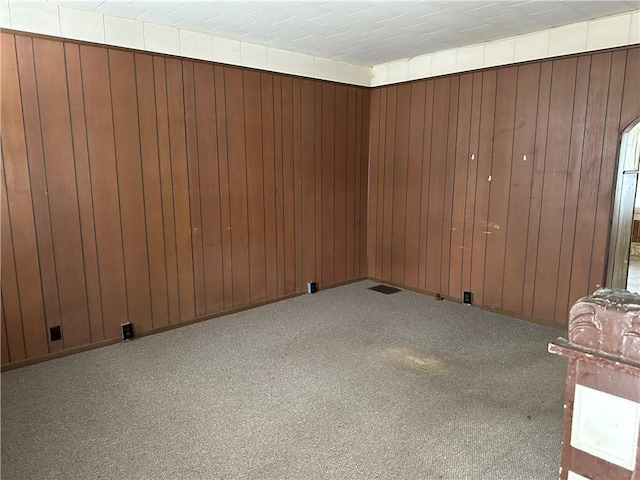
456,44 -> 484,71
408,54 -> 432,80
268,47 -> 292,73
630,11 -> 639,44
431,49 -> 457,76
587,14 -> 632,50
180,29 -> 212,61
484,38 -> 515,67
10,1 -> 60,36
335,61 -> 354,83
0,0 -> 10,28
386,59 -> 409,84
60,5 -> 105,43
314,56 -> 335,80
212,36 -> 241,66
104,15 -> 144,49
241,42 -> 268,70
514,30 -> 549,62
144,23 -> 180,55
291,51 -> 314,77
548,21 -> 588,57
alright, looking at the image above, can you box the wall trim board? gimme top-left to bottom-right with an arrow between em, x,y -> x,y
0,276 -> 370,371
367,276 -> 565,333
372,11 -> 639,86
1,0 -> 637,87
0,1 -> 371,86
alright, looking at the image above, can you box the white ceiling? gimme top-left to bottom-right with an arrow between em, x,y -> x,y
49,1 -> 639,65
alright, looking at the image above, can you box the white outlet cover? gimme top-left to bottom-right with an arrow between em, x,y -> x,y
571,384 -> 640,471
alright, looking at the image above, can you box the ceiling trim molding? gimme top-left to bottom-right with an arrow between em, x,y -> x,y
1,2 -> 637,88
372,11 -> 639,86
0,0 -> 372,86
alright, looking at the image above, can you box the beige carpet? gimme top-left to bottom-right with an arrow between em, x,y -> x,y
1,279 -> 566,479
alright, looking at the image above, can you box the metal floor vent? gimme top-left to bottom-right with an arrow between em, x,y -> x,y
369,284 -> 402,294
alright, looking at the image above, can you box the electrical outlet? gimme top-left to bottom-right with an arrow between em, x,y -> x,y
50,326 -> 61,341
463,291 -> 473,305
121,322 -> 134,341
307,281 -> 318,294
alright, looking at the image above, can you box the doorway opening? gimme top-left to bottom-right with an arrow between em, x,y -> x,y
606,118 -> 640,291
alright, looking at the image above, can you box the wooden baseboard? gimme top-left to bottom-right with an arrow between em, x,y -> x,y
367,276 -> 564,330
1,276 -> 369,372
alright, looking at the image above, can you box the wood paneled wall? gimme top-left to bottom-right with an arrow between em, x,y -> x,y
0,32 -> 370,366
368,46 -> 640,327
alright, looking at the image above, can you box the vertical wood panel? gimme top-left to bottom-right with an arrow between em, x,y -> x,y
321,82 -> 336,285
34,38 -> 90,348
262,73 -> 279,299
391,83 -> 411,285
345,87 -> 357,280
313,81 -> 322,284
426,79 -> 450,293
359,88 -> 371,276
449,74 -> 473,298
293,78 -> 303,292
165,58 -> 195,321
2,34 -> 48,357
80,45 -> 128,339
1,164 -> 27,362
461,73 -> 483,292
244,70 -> 267,302
65,43 -> 105,341
183,61 -> 206,318
533,58 -> 578,320
382,86 -> 397,281
404,82 -> 426,287
483,67 -> 517,309
367,89 -> 381,277
522,62 -> 553,317
282,77 -> 295,293
214,65 -> 234,310
334,85 -> 348,284
224,67 -> 251,307
553,57 -> 590,324
589,51 -> 627,292
14,35 -> 63,353
194,63 -> 224,314
300,79 -> 316,285
440,77 -> 459,296
469,70 -> 496,305
135,53 -> 169,327
153,56 -> 180,324
109,49 -> 153,334
418,81 -> 435,291
501,63 -> 541,315
273,76 -> 286,297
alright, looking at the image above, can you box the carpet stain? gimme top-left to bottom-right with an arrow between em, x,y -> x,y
383,346 -> 445,373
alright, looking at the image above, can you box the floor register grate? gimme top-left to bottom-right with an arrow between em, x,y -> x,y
368,284 -> 402,295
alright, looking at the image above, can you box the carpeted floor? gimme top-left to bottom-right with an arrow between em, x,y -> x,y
1,280 -> 566,480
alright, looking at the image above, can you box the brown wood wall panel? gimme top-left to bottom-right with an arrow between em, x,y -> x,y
65,44 -> 104,342
1,32 -> 370,367
369,46 -> 640,327
13,35 -> 64,354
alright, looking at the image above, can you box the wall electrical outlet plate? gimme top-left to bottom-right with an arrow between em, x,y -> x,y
121,322 -> 134,341
463,291 -> 473,305
50,326 -> 62,342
